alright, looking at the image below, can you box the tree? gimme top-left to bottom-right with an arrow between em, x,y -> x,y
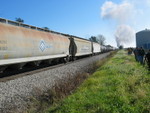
89,35 -> 106,45
97,35 -> 106,45
89,36 -> 98,43
15,18 -> 24,23
43,27 -> 49,30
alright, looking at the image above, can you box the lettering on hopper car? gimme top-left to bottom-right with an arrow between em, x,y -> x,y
0,40 -> 7,44
39,40 -> 52,52
0,40 -> 7,50
81,46 -> 89,51
0,46 -> 7,50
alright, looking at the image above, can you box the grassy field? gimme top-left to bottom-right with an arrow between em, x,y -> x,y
47,50 -> 150,113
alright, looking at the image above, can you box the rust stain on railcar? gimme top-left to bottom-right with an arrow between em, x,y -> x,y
0,22 -> 70,59
4,54 -> 9,59
0,25 -> 8,52
0,23 -> 69,42
19,26 -> 70,52
0,23 -> 21,36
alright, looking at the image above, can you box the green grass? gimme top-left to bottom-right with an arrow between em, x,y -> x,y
47,50 -> 150,113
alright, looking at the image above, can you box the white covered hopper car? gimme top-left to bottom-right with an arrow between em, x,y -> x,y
0,18 -> 113,72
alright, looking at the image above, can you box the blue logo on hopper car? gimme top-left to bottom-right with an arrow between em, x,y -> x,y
39,40 -> 52,52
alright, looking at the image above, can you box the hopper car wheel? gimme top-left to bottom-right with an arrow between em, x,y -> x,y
64,56 -> 70,63
53,59 -> 59,64
36,61 -> 41,66
32,61 -> 41,66
71,56 -> 76,61
47,60 -> 52,64
11,63 -> 26,70
43,60 -> 52,65
0,66 -> 7,73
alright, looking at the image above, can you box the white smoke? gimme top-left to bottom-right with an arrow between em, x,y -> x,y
100,0 -> 138,47
101,1 -> 135,24
115,25 -> 135,47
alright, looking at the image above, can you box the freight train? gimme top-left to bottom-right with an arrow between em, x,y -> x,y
0,18 -> 114,72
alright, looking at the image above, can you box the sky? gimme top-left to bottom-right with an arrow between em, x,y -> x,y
0,0 -> 150,47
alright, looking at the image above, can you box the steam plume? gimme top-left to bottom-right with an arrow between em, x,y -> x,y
115,25 -> 135,47
101,1 -> 136,47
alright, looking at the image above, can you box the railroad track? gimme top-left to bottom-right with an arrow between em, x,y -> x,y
0,54 -> 98,82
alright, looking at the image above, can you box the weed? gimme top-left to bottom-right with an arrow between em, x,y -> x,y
25,52 -> 115,113
47,50 -> 150,113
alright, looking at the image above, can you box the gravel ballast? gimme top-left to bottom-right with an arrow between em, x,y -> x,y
0,52 -> 110,113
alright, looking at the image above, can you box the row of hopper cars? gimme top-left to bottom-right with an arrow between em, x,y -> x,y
0,18 -> 115,73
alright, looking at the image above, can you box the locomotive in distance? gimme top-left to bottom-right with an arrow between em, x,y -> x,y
0,18 -> 115,72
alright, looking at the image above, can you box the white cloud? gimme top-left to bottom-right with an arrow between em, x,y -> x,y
146,0 -> 150,6
130,0 -> 150,7
101,1 -> 135,24
100,0 -> 150,47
